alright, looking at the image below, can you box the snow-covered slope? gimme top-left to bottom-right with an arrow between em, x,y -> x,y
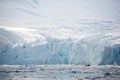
0,20 -> 120,65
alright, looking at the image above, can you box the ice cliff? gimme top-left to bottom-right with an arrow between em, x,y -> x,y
0,20 -> 120,65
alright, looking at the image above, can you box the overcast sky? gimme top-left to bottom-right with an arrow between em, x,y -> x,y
0,0 -> 120,27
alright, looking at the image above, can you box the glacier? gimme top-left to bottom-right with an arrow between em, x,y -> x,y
0,20 -> 120,65
0,0 -> 120,65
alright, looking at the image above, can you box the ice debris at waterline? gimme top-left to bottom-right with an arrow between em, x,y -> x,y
0,65 -> 120,80
0,20 -> 120,65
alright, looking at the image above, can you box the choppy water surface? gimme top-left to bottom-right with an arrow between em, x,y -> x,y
0,65 -> 120,80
